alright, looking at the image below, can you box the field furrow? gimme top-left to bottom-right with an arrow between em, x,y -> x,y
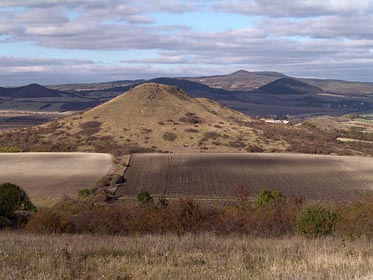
118,153 -> 373,200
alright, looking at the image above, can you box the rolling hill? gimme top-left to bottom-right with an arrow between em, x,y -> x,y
187,70 -> 373,94
66,83 -> 277,153
102,77 -> 236,100
2,70 -> 373,120
0,83 -> 117,113
0,83 -> 285,154
258,78 -> 323,95
1,82 -> 372,159
189,70 -> 287,91
0,83 -> 65,98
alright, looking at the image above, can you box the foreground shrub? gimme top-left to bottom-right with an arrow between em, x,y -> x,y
245,195 -> 302,236
334,196 -> 373,238
26,208 -> 67,233
0,146 -> 21,152
255,189 -> 284,207
26,199 -> 93,233
163,132 -> 177,142
77,188 -> 92,199
0,183 -> 35,221
137,191 -> 153,205
296,205 -> 338,236
25,192 -> 373,237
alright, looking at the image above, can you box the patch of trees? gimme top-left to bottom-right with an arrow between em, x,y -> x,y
0,183 -> 35,229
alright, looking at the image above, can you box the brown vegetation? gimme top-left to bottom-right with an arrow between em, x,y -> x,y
21,190 -> 373,239
2,232 -> 373,280
248,121 -> 373,155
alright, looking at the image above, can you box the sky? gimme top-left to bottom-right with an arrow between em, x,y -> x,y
0,0 -> 372,86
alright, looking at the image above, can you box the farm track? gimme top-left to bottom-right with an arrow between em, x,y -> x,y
118,153 -> 373,200
0,152 -> 112,199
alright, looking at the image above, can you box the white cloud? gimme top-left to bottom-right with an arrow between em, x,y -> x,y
0,0 -> 372,84
215,0 -> 371,17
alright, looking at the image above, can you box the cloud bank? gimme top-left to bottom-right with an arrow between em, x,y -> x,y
0,0 -> 372,85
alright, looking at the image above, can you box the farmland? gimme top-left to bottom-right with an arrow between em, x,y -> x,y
119,153 -> 373,200
0,152 -> 112,199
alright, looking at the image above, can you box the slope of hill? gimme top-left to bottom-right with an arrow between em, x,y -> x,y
187,70 -> 373,94
0,83 -> 118,113
0,84 -> 64,98
189,70 -> 286,91
49,80 -> 146,92
259,78 -> 323,95
1,83 -> 373,157
102,77 -> 235,100
0,83 -> 285,154
300,78 -> 373,95
70,83 -> 275,153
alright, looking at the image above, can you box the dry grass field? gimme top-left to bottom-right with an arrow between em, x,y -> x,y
1,232 -> 373,280
119,153 -> 373,200
308,116 -> 373,133
0,152 -> 112,199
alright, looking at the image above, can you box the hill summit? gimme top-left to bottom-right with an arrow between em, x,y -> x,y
259,78 -> 323,95
85,83 -> 240,128
0,83 -> 63,98
33,83 -> 283,153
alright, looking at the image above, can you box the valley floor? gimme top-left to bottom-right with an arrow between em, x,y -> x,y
1,232 -> 372,280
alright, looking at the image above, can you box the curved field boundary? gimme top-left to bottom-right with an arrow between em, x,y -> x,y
118,153 -> 373,201
0,152 -> 112,199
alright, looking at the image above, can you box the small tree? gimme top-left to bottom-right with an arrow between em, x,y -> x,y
255,189 -> 284,207
0,183 -> 35,220
77,188 -> 92,199
137,191 -> 153,205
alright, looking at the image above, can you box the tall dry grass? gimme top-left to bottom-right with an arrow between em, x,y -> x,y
0,232 -> 372,280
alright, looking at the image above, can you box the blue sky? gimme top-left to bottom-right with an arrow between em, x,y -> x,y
0,0 -> 372,86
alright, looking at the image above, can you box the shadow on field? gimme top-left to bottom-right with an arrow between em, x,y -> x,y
118,154 -> 373,201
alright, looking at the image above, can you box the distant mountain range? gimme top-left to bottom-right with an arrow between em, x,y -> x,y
0,83 -> 65,98
189,70 -> 373,94
1,70 -> 372,117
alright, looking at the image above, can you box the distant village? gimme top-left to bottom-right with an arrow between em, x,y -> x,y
258,115 -> 290,124
260,118 -> 289,124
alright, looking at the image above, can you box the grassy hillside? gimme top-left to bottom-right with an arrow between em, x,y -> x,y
75,83 -> 283,153
0,83 -> 282,154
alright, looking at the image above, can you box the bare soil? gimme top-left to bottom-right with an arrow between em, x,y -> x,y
118,153 -> 373,200
0,152 -> 112,199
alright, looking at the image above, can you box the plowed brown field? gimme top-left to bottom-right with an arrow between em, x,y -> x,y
0,152 -> 112,199
118,153 -> 373,200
